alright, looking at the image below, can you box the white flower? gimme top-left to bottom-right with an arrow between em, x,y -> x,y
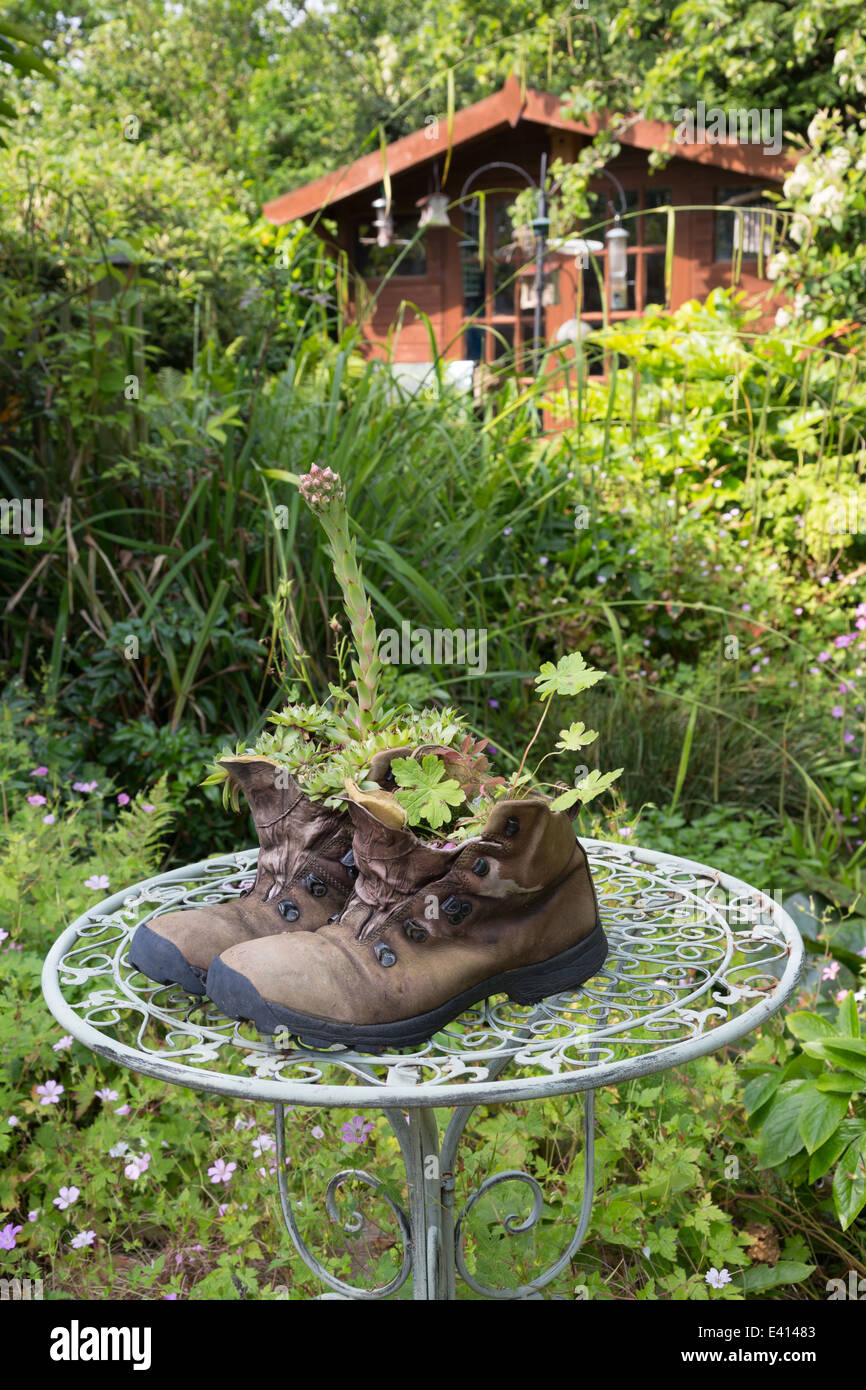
808,182 -> 844,220
705,1266 -> 733,1289
783,164 -> 812,200
775,307 -> 792,329
109,1141 -> 130,1157
766,251 -> 788,282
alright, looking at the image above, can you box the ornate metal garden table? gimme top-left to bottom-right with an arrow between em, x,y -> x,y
42,839 -> 803,1301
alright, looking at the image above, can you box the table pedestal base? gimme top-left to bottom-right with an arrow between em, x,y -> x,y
273,1093 -> 596,1301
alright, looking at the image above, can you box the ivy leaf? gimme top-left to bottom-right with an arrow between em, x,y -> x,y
554,721 -> 599,752
391,755 -> 465,830
535,652 -> 607,699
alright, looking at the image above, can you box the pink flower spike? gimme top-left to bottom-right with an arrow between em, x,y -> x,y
117,792 -> 131,806
27,794 -> 47,806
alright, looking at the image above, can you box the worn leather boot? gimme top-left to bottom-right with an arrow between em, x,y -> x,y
128,757 -> 357,995
205,795 -> 607,1049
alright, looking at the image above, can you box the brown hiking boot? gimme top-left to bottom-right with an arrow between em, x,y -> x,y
205,795 -> 607,1049
128,757 -> 357,995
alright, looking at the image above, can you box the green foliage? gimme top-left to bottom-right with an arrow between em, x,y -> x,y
391,754 -> 466,830
746,997 -> 866,1230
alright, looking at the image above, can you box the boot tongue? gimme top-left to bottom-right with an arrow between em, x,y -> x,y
345,801 -> 458,937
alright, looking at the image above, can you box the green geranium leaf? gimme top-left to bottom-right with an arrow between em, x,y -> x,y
391,755 -> 465,830
573,767 -> 624,805
535,652 -> 607,699
554,721 -> 599,752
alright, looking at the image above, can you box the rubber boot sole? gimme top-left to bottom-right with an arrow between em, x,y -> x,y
128,922 -> 208,996
205,920 -> 608,1051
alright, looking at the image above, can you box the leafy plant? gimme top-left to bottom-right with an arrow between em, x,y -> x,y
745,994 -> 866,1230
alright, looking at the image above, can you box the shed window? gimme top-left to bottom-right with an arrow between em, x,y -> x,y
713,190 -> 774,261
355,216 -> 427,278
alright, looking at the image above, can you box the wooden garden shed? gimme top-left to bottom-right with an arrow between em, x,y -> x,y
264,76 -> 793,376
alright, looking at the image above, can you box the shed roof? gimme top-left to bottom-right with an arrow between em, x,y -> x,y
263,75 -> 793,225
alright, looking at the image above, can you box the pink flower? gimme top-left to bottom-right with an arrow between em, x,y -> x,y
340,1116 -> 374,1145
115,1103 -> 131,1116
252,1133 -> 275,1157
72,780 -> 99,793
95,1087 -> 119,1102
705,1267 -> 732,1289
836,989 -> 850,1003
0,1224 -> 23,1251
52,1035 -> 74,1052
831,706 -> 844,718
817,652 -> 831,662
822,961 -> 841,981
142,804 -> 155,813
30,766 -> 48,776
53,1185 -> 80,1210
28,1210 -> 40,1222
217,1204 -> 229,1217
85,874 -> 110,890
124,1152 -> 150,1180
311,1126 -> 324,1140
208,1159 -> 237,1185
36,1080 -> 64,1105
43,813 -> 55,825
70,1230 -> 96,1249
117,793 -> 130,806
834,635 -> 854,649
27,794 -> 47,806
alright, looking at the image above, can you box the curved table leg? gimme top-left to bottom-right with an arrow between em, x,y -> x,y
271,1084 -> 598,1300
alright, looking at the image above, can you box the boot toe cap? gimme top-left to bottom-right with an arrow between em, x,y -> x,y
128,921 -> 208,995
